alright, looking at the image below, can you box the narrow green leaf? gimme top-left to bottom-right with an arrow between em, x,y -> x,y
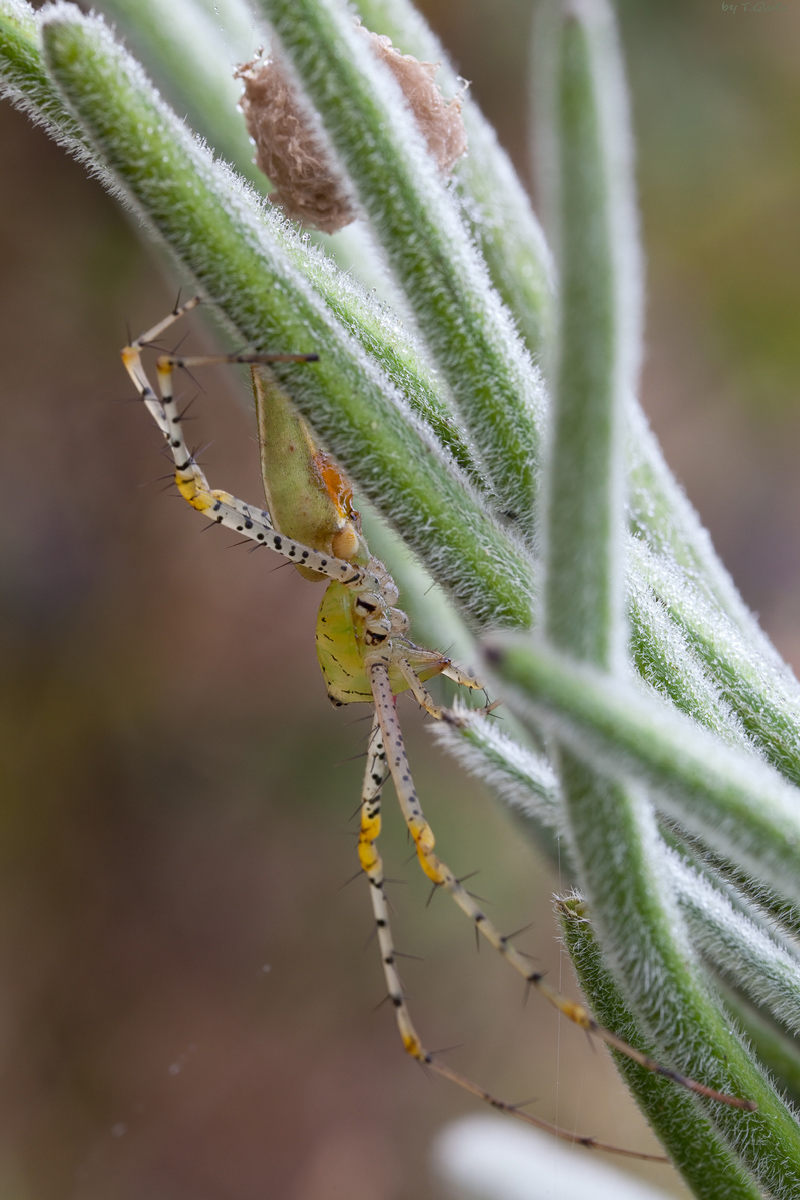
559,754 -> 800,1192
343,0 -> 800,778
634,537 -> 800,786
349,0 -> 555,362
722,990 -> 800,1108
626,403 -> 794,675
535,6 -> 800,1191
558,898 -> 765,1200
436,705 -> 800,1038
538,0 -> 636,669
0,0 -> 85,149
627,563 -> 752,749
253,0 -> 547,537
434,707 -> 560,830
487,636 -> 800,909
39,5 -> 529,629
341,0 -> 800,700
98,0 -> 262,184
670,850 -> 800,1037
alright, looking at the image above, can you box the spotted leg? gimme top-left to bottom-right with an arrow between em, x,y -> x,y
359,715 -> 671,1156
396,657 -> 498,721
121,300 -> 384,591
368,660 -> 755,1113
356,712 -> 669,1161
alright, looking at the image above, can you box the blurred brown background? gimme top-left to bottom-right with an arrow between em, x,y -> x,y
1,1 -> 799,1197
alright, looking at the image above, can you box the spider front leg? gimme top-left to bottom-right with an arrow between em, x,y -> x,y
121,303 -> 384,589
368,660 -> 754,1113
396,656 -> 497,720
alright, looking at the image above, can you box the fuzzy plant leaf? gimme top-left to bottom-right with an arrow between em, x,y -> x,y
625,562 -> 753,750
487,637 -> 800,909
348,0 -> 787,687
252,0 -> 548,540
672,851 -> 800,1037
532,3 -> 800,1193
34,2 -> 531,630
349,0 -> 556,363
257,0 -> 800,729
633,537 -> 800,785
722,991 -> 800,1108
97,0 -> 263,184
239,0 -> 800,778
557,898 -> 765,1200
348,0 -> 794,691
0,0 -> 96,159
437,704 -> 800,1043
625,402 -> 794,675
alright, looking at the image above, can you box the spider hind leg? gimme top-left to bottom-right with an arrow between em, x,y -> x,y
356,706 -> 668,1161
367,659 -> 753,1114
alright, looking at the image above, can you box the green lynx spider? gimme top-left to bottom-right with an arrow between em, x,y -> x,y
122,296 -> 752,1160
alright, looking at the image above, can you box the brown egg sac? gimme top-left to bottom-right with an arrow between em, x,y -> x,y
237,27 -> 467,233
363,29 -> 468,175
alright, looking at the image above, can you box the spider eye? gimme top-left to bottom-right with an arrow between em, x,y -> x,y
356,592 -> 383,614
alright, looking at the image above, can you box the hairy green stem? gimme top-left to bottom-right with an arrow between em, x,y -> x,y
98,0 -> 262,183
721,990 -> 800,1108
0,0 -> 87,151
558,898 -> 765,1200
488,637 -> 800,909
253,0 -> 547,537
6,3 -> 800,793
437,705 -> 800,1038
39,6 -> 529,629
539,0 -> 631,669
634,537 -> 800,785
346,0 -> 791,690
536,5 -> 798,1191
626,562 -> 751,749
349,0 -> 555,362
